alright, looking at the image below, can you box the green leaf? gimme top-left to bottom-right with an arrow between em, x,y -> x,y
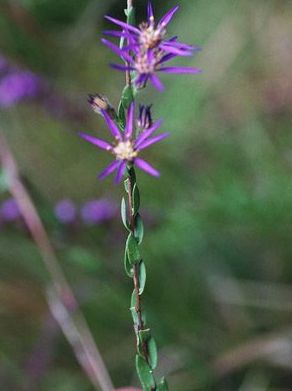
135,355 -> 155,390
138,330 -> 157,369
138,328 -> 151,343
126,233 -> 141,265
130,289 -> 138,326
139,261 -> 146,294
127,164 -> 136,183
148,337 -> 158,370
117,100 -> 126,128
132,183 -> 140,214
121,85 -> 134,110
134,213 -> 144,244
124,247 -> 133,277
124,178 -> 130,194
121,197 -> 130,231
157,378 -> 169,391
137,328 -> 150,358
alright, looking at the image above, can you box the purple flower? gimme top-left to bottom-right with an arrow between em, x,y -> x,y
79,103 -> 169,183
0,71 -> 40,107
102,2 -> 201,91
80,199 -> 116,225
0,198 -> 21,222
54,199 -> 77,224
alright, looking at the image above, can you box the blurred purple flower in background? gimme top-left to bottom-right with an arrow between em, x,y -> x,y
54,199 -> 77,224
0,70 -> 40,108
0,198 -> 21,222
80,199 -> 116,225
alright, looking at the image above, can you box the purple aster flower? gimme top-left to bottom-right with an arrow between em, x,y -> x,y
0,71 -> 40,107
108,46 -> 201,91
104,3 -> 197,56
80,199 -> 116,225
102,2 -> 201,91
79,103 -> 169,183
0,198 -> 21,222
54,199 -> 77,224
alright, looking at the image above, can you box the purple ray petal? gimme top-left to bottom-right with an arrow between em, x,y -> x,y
150,74 -> 164,91
115,161 -> 127,184
110,63 -> 135,71
158,5 -> 179,27
135,158 -> 160,177
158,52 -> 177,64
105,16 -> 140,34
79,132 -> 112,151
125,102 -> 135,138
135,119 -> 163,148
103,30 -> 132,38
102,110 -> 122,140
99,160 -> 121,180
135,74 -> 148,86
159,66 -> 202,74
147,1 -> 154,20
163,40 -> 195,50
160,44 -> 193,57
101,39 -> 133,62
137,132 -> 170,151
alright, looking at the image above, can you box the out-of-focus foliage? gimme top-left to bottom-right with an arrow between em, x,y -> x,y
0,0 -> 292,390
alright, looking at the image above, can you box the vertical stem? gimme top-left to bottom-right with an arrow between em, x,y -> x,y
127,175 -> 144,332
125,0 -> 133,87
126,170 -> 155,391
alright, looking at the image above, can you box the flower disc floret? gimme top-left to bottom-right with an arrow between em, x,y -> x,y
139,22 -> 166,50
113,140 -> 137,161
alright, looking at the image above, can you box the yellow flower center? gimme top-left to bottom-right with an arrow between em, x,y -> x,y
113,140 -> 137,161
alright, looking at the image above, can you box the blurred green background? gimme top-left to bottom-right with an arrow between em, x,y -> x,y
0,0 -> 292,390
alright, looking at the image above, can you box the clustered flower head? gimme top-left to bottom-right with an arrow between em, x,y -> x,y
80,2 -> 200,184
102,1 -> 201,91
79,103 -> 168,183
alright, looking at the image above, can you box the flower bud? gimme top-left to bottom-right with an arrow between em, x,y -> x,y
88,93 -> 116,119
137,104 -> 153,129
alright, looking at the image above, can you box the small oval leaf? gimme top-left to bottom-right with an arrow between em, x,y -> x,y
134,214 -> 144,244
118,101 -> 126,128
130,290 -> 138,326
157,378 -> 169,391
121,85 -> 134,109
126,233 -> 141,265
124,248 -> 133,277
148,337 -> 158,370
121,197 -> 130,231
135,355 -> 155,390
138,261 -> 146,294
132,183 -> 140,215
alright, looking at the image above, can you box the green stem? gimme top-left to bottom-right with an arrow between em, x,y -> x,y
123,167 -> 157,391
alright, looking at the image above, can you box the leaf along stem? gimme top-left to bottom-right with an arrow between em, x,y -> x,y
126,169 -> 156,391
